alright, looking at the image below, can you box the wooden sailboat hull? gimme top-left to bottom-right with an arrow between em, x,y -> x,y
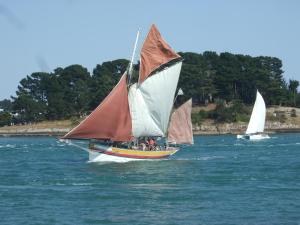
89,144 -> 178,162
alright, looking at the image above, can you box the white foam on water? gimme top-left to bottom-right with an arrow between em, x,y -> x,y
174,156 -> 225,161
127,183 -> 180,190
5,144 -> 16,148
71,183 -> 93,186
234,143 -> 246,146
267,143 -> 300,147
54,183 -> 66,186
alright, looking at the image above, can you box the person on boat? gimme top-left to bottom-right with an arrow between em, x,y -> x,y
144,138 -> 149,150
138,138 -> 147,151
149,138 -> 155,150
141,142 -> 146,151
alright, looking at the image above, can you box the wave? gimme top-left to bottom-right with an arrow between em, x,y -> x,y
126,183 -> 180,190
5,144 -> 16,148
174,156 -> 225,161
70,183 -> 93,186
0,144 -> 16,149
266,143 -> 300,147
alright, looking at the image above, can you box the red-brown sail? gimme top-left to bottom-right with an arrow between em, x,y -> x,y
63,73 -> 132,141
168,99 -> 193,144
139,24 -> 181,84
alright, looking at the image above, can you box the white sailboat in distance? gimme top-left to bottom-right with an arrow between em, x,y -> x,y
237,90 -> 270,140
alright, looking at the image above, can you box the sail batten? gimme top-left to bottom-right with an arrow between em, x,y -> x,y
245,90 -> 266,134
168,99 -> 194,144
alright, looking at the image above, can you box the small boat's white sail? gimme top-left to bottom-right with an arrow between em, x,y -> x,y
167,98 -> 194,144
246,90 -> 266,134
237,90 -> 269,140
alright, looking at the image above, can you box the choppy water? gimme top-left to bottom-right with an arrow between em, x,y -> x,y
0,134 -> 300,225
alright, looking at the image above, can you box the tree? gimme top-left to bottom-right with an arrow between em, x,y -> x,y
0,99 -> 12,112
178,52 -> 216,105
56,65 -> 91,117
90,59 -> 129,108
12,72 -> 49,122
288,79 -> 299,106
6,51 -> 299,124
0,112 -> 12,127
13,93 -> 46,122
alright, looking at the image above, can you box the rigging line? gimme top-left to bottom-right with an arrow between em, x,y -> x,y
59,139 -> 90,153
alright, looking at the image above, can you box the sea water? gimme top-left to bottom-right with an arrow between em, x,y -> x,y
0,134 -> 300,225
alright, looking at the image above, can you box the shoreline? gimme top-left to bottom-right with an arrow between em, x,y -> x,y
0,127 -> 299,137
1,109 -> 300,137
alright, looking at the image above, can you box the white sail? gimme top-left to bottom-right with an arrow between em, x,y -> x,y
245,90 -> 266,134
128,62 -> 182,137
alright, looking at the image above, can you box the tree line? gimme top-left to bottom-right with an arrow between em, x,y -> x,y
0,51 -> 299,126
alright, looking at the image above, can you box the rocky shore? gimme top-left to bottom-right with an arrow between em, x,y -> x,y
0,121 -> 299,137
193,121 -> 300,135
0,106 -> 299,136
0,120 -> 71,137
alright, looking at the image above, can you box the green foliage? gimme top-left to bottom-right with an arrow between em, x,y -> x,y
179,52 -> 289,106
0,112 -> 12,127
12,93 -> 46,122
208,99 -> 250,123
70,116 -> 81,126
192,110 -> 208,125
90,59 -> 129,108
2,51 -> 298,124
288,79 -> 299,106
0,99 -> 12,111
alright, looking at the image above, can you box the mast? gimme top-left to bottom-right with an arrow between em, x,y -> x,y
128,30 -> 140,85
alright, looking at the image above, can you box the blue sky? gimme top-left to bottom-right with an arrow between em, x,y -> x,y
0,0 -> 299,99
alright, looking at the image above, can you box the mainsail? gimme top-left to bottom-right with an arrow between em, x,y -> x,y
128,24 -> 182,138
63,73 -> 132,141
245,90 -> 266,134
129,62 -> 182,137
168,99 -> 194,144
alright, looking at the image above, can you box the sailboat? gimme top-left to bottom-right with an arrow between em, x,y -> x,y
237,90 -> 270,140
62,24 -> 193,162
168,98 -> 194,145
